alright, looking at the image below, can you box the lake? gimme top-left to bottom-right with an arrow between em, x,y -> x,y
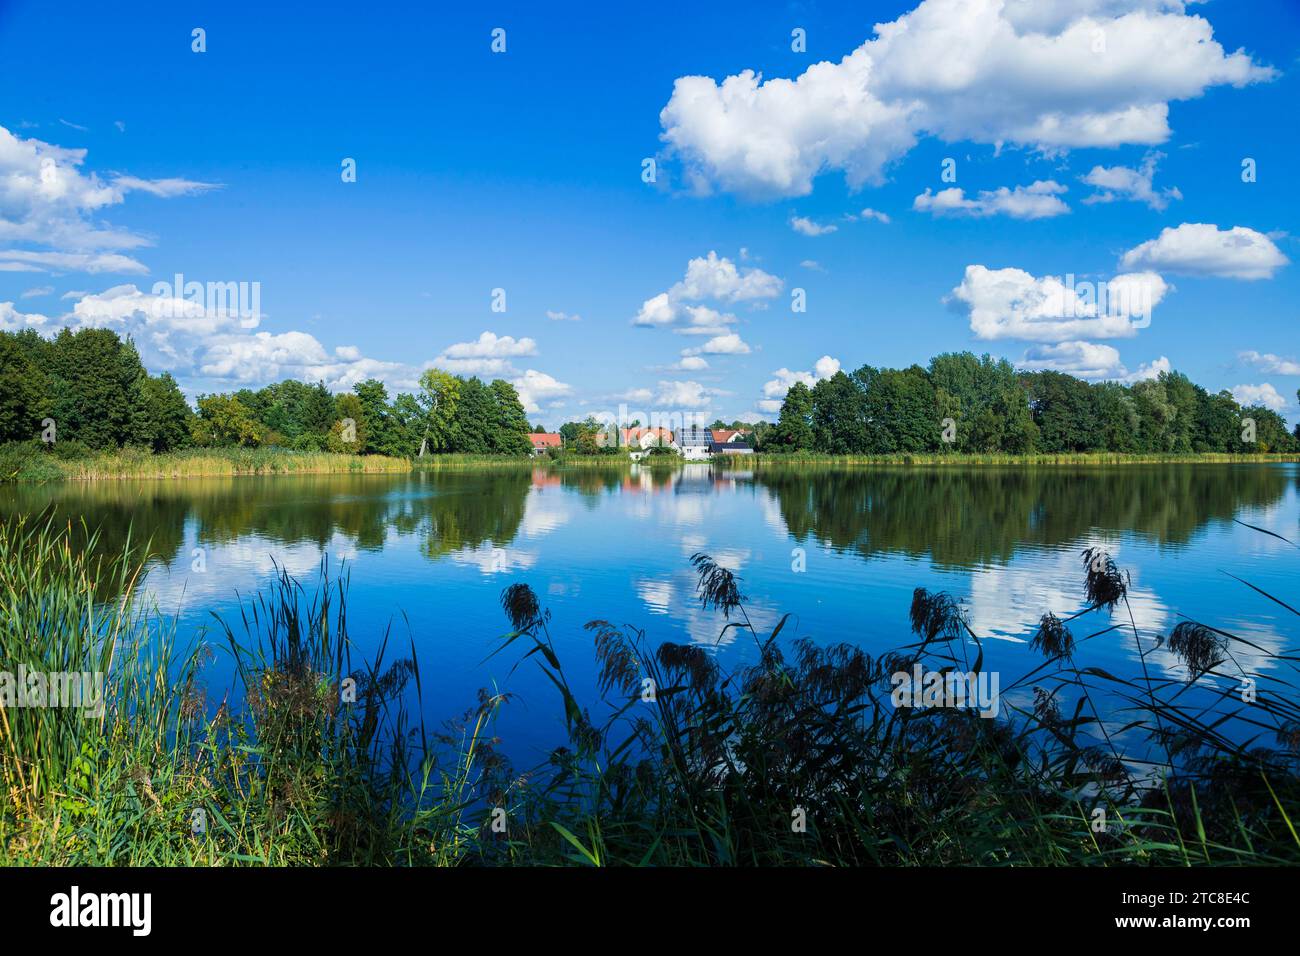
4,462 -> 1297,768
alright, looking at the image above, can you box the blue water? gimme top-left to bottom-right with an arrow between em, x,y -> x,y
4,462 -> 1297,769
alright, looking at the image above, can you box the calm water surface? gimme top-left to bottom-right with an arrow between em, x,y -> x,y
4,463 -> 1297,765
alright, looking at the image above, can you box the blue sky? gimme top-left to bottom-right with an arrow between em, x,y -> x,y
1,0 -> 1298,427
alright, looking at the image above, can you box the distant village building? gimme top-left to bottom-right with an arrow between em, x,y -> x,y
678,425 -> 713,460
597,427 -> 677,451
528,433 -> 562,456
710,435 -> 754,455
579,425 -> 753,459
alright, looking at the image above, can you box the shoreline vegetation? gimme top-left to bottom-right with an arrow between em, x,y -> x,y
3,445 -> 1299,482
4,328 -> 1299,483
11,447 -> 414,482
1,516 -> 1296,866
729,450 -> 1300,467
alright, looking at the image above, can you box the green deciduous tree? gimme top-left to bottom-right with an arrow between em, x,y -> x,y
1160,370 -> 1199,453
489,379 -> 532,455
353,379 -> 397,456
928,353 -> 1036,453
856,364 -> 938,453
417,369 -> 460,454
452,376 -> 495,453
190,394 -> 264,447
1132,377 -> 1176,452
1241,405 -> 1297,453
44,328 -> 147,449
327,392 -> 367,453
1027,370 -> 1101,452
388,393 -> 424,457
770,381 -> 814,452
0,332 -> 51,443
811,372 -> 869,454
129,372 -> 193,452
253,380 -> 335,444
1193,388 -> 1243,453
1094,382 -> 1139,453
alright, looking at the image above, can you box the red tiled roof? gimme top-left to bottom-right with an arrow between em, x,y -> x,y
622,427 -> 674,444
529,433 -> 563,448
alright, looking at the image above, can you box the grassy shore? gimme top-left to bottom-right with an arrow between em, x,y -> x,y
1,516 -> 1296,866
415,449 -> 1300,472
726,451 -> 1300,467
2,445 -> 412,482
410,452 -> 554,470
409,451 -> 682,469
6,444 -> 1299,483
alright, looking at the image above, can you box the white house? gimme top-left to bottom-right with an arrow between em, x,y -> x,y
677,425 -> 713,460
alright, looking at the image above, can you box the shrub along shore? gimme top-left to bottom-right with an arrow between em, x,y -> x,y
1,516 -> 1296,866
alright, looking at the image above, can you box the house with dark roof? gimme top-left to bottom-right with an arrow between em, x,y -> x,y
677,425 -> 713,460
709,434 -> 754,455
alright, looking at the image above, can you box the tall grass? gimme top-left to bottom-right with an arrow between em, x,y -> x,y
58,447 -> 413,481
0,518 -> 494,864
9,443 -> 1292,485
727,451 -> 1300,468
488,544 -> 1300,865
410,452 -> 642,470
0,517 -> 139,816
410,453 -> 546,471
2,515 -> 1296,865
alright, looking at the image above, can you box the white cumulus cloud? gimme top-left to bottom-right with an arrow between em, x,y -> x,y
433,331 -> 538,376
758,355 -> 841,412
5,284 -> 418,394
855,207 -> 891,223
951,265 -> 1169,342
1239,351 -> 1300,376
511,369 -> 572,414
1120,223 -> 1288,280
1019,340 -> 1169,381
0,124 -> 220,273
683,332 -> 750,356
1080,150 -> 1181,210
634,251 -> 782,329
913,181 -> 1069,219
655,380 -> 716,408
1231,383 -> 1288,412
658,0 -> 1273,198
790,215 -> 838,236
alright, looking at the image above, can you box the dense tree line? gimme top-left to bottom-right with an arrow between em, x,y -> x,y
768,352 -> 1299,454
2,331 -> 1295,458
0,329 -> 534,457
0,328 -> 192,452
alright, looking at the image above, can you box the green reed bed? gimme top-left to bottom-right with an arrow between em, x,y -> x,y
2,445 -> 413,482
410,453 -> 548,470
1,516 -> 1296,866
409,452 -> 646,470
485,544 -> 1300,866
0,517 -> 486,865
725,451 -> 1300,468
409,452 -> 696,475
